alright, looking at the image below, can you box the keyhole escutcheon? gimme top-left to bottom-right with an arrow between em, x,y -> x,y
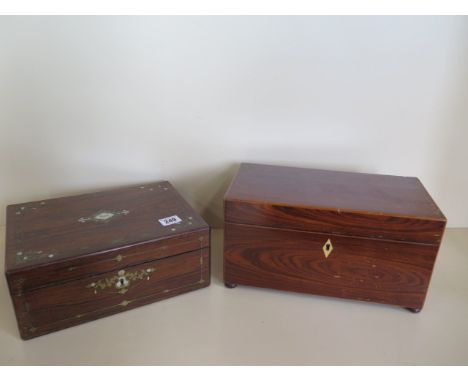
115,270 -> 129,290
322,239 -> 333,258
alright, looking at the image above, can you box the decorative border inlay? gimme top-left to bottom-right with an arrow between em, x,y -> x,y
86,267 -> 156,295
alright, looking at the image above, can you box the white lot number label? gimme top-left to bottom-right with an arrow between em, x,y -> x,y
158,215 -> 182,226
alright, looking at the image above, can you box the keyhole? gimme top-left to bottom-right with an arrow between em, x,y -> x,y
119,278 -> 125,287
326,244 -> 330,251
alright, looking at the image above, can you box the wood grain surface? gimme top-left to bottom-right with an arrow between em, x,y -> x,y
5,181 -> 208,272
224,223 -> 440,310
13,247 -> 210,340
225,200 -> 445,245
225,163 -> 446,244
7,230 -> 209,295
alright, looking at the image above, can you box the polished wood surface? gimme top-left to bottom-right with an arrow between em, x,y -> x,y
225,200 -> 445,245
5,181 -> 211,339
7,230 -> 209,294
224,223 -> 437,310
226,163 -> 445,218
225,163 -> 446,244
14,248 -> 209,340
224,163 -> 446,311
6,181 -> 208,271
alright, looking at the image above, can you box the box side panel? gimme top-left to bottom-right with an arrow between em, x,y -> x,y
5,274 -> 34,340
17,247 -> 210,339
224,223 -> 440,310
7,229 -> 209,295
225,199 -> 445,245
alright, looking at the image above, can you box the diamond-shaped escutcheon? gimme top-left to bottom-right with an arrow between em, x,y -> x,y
323,239 -> 333,258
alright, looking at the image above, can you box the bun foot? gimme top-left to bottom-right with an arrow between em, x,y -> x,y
225,282 -> 238,289
406,307 -> 421,313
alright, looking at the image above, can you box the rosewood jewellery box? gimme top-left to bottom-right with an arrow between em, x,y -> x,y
5,181 -> 210,339
223,163 -> 446,312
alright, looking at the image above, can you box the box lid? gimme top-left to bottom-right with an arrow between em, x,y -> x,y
224,163 -> 446,244
5,181 -> 209,284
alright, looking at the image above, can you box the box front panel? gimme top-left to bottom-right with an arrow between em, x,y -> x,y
17,247 -> 210,339
224,223 -> 439,310
8,230 -> 209,294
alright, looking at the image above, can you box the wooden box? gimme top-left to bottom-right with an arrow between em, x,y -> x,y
5,181 -> 210,339
224,163 -> 446,312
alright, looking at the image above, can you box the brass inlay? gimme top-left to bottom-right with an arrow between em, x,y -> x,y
322,239 -> 333,258
87,268 -> 156,295
73,299 -> 131,320
115,255 -> 123,262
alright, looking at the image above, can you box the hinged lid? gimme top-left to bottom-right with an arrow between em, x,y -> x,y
5,181 -> 209,291
224,163 -> 446,244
